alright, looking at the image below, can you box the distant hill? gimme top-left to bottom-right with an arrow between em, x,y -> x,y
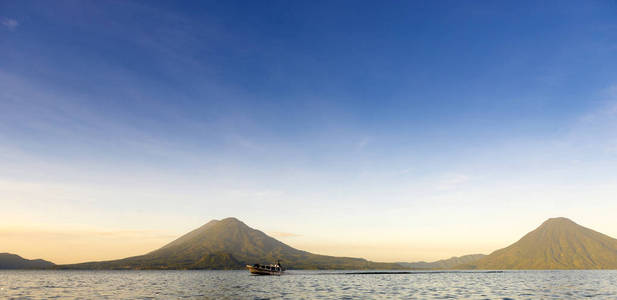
461,217 -> 617,269
0,253 -> 55,269
398,254 -> 485,269
60,217 -> 403,270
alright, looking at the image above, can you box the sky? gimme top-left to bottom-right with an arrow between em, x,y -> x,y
1,0 -> 617,264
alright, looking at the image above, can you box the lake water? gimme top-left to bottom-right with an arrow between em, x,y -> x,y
1,270 -> 617,299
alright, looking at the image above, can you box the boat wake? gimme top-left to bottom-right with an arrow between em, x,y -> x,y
279,270 -> 504,276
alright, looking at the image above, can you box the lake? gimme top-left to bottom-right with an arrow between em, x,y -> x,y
1,270 -> 617,299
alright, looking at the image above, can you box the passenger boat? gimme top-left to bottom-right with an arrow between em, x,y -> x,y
246,261 -> 285,275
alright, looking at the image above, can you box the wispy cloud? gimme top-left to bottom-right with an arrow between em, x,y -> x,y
0,228 -> 176,240
357,136 -> 372,149
397,168 -> 412,175
435,173 -> 470,191
268,231 -> 302,238
1,17 -> 18,30
225,188 -> 284,199
606,84 -> 617,114
0,226 -> 176,264
227,134 -> 266,152
576,84 -> 617,128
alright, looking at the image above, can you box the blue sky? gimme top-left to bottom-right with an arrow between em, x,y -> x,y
1,1 -> 617,263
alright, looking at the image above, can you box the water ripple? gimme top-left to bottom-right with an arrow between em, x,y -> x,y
1,270 -> 617,299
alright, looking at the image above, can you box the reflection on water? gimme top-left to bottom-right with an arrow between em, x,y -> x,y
1,270 -> 617,299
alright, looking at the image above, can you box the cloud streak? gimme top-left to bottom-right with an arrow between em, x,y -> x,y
1,17 -> 18,30
268,231 -> 302,238
435,173 -> 471,191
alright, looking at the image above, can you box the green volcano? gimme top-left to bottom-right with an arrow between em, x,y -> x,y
463,217 -> 617,269
61,217 -> 401,270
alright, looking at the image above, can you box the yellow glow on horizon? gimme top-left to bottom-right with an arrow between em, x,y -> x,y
1,226 -> 500,264
0,227 -> 176,264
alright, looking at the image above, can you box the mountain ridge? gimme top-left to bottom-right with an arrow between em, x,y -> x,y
60,217 -> 403,270
0,253 -> 55,269
398,254 -> 486,269
460,217 -> 617,269
6,216 -> 617,270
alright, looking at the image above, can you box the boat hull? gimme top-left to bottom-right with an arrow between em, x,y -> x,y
246,265 -> 283,275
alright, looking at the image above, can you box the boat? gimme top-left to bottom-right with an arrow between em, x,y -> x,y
246,260 -> 285,275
